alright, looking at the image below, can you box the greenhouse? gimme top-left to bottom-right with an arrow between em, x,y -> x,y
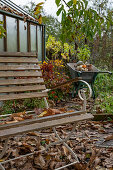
0,0 -> 45,61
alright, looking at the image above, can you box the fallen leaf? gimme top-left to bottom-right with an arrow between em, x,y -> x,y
18,143 -> 32,155
94,157 -> 101,167
34,153 -> 46,168
23,115 -> 33,119
74,163 -> 87,170
50,160 -> 56,169
21,162 -> 35,170
10,111 -> 26,119
28,132 -> 40,136
38,111 -> 47,117
13,117 -> 24,121
62,146 -> 69,156
5,120 -> 18,124
105,135 -> 113,141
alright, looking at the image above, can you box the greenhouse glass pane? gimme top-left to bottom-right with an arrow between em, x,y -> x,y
30,25 -> 36,52
0,14 -> 4,52
6,16 -> 17,52
37,26 -> 42,61
19,20 -> 27,52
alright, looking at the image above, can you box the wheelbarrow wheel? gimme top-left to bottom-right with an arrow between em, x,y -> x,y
78,80 -> 92,101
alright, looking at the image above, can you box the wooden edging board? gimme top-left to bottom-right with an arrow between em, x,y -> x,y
92,114 -> 113,121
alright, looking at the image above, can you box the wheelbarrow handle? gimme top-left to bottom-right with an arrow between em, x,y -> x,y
99,71 -> 112,75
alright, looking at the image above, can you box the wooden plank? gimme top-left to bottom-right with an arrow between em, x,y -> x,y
0,84 -> 46,93
3,15 -> 7,51
93,114 -> 113,121
0,58 -> 39,63
0,91 -> 48,101
0,110 -> 87,130
0,78 -> 44,86
27,22 -> 31,52
0,71 -> 42,77
17,19 -> 20,52
0,65 -> 40,71
0,114 -> 93,138
0,52 -> 37,57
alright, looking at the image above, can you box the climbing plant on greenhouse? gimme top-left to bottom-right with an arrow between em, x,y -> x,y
0,20 -> 6,39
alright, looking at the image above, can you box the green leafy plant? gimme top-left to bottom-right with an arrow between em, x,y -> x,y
55,0 -> 106,48
77,45 -> 91,62
46,35 -> 76,61
1,98 -> 45,114
94,72 -> 113,113
0,20 -> 6,38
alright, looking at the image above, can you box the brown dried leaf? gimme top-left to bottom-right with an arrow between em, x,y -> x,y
74,163 -> 87,170
89,148 -> 96,165
23,115 -> 33,119
21,162 -> 35,170
5,120 -> 18,124
28,132 -> 40,136
105,135 -> 113,141
13,117 -> 24,121
10,111 -> 26,119
55,162 -> 66,169
34,153 -> 46,168
18,143 -> 32,155
62,146 -> 69,156
47,108 -> 62,115
50,160 -> 56,170
94,157 -> 101,167
59,107 -> 67,112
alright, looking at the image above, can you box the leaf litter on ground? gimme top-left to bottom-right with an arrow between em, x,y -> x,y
0,97 -> 113,169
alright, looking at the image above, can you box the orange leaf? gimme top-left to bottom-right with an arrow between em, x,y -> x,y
10,111 -> 26,119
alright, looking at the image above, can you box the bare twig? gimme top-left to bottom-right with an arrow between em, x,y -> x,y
62,0 -> 70,8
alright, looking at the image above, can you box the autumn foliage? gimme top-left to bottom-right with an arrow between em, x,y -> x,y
40,59 -> 70,102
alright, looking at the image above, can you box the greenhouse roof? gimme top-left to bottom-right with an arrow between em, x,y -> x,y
0,0 -> 39,24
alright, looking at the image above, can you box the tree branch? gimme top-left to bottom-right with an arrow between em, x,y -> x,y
62,0 -> 70,8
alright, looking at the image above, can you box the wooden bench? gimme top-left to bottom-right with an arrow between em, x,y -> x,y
0,52 -> 94,170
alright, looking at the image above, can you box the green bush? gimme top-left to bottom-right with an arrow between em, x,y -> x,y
1,98 -> 46,115
94,71 -> 113,113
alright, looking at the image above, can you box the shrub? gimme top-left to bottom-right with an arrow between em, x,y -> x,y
94,72 -> 113,113
40,59 -> 70,102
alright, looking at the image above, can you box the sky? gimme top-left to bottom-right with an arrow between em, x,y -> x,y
11,0 -> 60,20
9,0 -> 113,21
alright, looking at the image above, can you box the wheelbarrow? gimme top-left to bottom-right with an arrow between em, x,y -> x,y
67,63 -> 112,99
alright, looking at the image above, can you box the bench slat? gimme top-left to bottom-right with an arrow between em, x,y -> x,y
0,111 -> 87,130
0,114 -> 93,138
0,65 -> 40,71
0,58 -> 39,63
0,52 -> 37,57
0,78 -> 44,86
0,85 -> 46,93
0,71 -> 42,77
0,91 -> 48,101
